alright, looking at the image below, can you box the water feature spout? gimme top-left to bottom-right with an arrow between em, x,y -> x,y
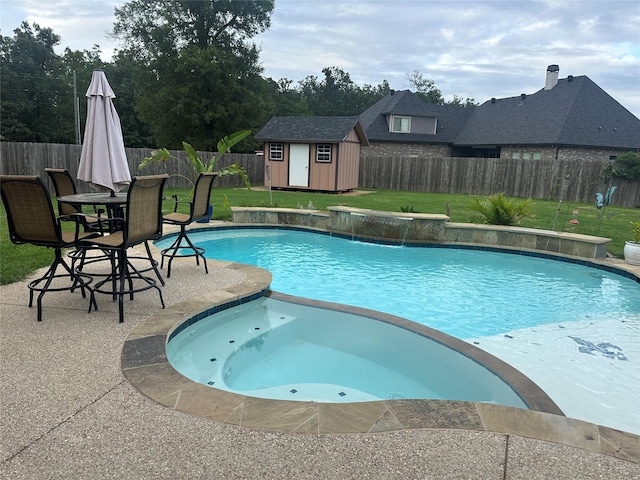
349,212 -> 413,244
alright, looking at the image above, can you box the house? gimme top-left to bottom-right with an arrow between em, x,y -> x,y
359,65 -> 640,162
358,90 -> 474,158
254,116 -> 369,192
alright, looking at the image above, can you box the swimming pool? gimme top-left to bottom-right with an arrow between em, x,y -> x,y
156,227 -> 640,434
167,295 -> 529,408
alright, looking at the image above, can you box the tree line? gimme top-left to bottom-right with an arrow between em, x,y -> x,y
0,0 -> 476,153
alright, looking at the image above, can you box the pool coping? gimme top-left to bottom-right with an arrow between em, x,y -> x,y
122,229 -> 640,463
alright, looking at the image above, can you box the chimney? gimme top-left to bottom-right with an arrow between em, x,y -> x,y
545,64 -> 559,90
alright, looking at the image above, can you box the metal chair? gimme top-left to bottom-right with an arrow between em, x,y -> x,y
160,172 -> 216,278
45,168 -> 103,222
0,175 -> 98,321
80,174 -> 168,323
45,168 -> 109,269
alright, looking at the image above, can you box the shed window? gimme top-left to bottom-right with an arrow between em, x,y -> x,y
269,143 -> 283,161
391,115 -> 411,133
316,144 -> 332,163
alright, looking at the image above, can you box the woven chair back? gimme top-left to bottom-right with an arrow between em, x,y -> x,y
45,168 -> 80,216
0,175 -> 61,247
191,172 -> 217,220
125,174 -> 168,245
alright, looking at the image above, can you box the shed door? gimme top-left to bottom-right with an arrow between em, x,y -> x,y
289,144 -> 309,187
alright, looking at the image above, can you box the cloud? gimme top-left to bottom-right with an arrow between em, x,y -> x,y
1,0 -> 638,116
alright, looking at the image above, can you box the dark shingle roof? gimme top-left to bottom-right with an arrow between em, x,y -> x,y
455,76 -> 640,148
254,116 -> 369,145
359,80 -> 639,150
359,90 -> 475,143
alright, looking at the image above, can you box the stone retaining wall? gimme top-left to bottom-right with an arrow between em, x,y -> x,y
231,206 -> 611,259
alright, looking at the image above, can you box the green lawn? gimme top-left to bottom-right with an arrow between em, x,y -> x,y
1,188 -> 638,285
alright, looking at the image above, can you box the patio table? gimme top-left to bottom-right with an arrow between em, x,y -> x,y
57,191 -> 127,209
57,192 -> 127,226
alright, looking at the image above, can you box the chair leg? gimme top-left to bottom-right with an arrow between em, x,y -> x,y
160,226 -> 208,278
109,251 -> 118,302
118,250 -> 127,323
28,249 -> 97,321
122,255 -> 166,317
181,232 -> 208,274
59,252 -> 98,314
145,241 -> 165,286
92,246 -> 165,323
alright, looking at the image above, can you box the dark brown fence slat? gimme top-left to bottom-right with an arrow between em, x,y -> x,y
357,155 -> 639,208
1,143 -> 638,207
0,143 -> 265,193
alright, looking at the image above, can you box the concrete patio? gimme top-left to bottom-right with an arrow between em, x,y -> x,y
1,237 -> 639,479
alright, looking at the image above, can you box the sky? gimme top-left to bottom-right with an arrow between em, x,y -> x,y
2,0 -> 639,118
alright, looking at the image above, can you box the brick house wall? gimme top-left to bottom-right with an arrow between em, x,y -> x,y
362,142 -> 451,158
501,145 -> 625,162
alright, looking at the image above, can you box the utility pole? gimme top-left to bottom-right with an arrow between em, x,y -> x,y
73,71 -> 81,144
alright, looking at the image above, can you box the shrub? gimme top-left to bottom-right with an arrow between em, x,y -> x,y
601,152 -> 640,182
631,221 -> 640,243
470,192 -> 534,226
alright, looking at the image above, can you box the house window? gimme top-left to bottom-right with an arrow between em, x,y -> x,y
532,152 -> 541,160
522,152 -> 531,160
316,144 -> 332,163
391,115 -> 411,133
511,152 -> 521,160
269,143 -> 283,161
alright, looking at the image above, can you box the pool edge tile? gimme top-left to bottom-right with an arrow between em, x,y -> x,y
476,403 -> 601,453
598,425 -> 640,463
240,398 -> 319,433
319,402 -> 390,434
385,400 -> 485,431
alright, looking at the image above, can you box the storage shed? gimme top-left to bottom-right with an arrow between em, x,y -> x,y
254,116 -> 369,192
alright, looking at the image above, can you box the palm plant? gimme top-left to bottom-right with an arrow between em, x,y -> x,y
139,130 -> 252,191
470,192 -> 534,226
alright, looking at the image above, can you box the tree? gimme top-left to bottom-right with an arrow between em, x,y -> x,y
298,67 -> 390,116
263,78 -> 310,117
111,0 -> 275,149
107,52 -> 155,147
112,0 -> 274,59
58,47 -> 103,143
448,94 -> 478,107
0,22 -> 70,142
407,70 -> 444,105
601,151 -> 640,182
0,22 -> 114,144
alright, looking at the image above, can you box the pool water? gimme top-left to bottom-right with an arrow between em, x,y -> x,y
156,227 -> 640,433
158,228 -> 640,338
167,297 -> 528,408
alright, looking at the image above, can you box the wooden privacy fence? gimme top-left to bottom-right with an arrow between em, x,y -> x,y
1,142 -> 638,207
359,155 -> 640,208
0,142 -> 264,192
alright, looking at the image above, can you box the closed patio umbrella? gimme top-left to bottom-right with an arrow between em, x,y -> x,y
77,69 -> 131,193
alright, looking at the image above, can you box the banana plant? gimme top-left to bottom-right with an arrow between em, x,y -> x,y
139,130 -> 252,192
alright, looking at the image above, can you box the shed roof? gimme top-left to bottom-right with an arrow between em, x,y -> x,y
254,116 -> 369,146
